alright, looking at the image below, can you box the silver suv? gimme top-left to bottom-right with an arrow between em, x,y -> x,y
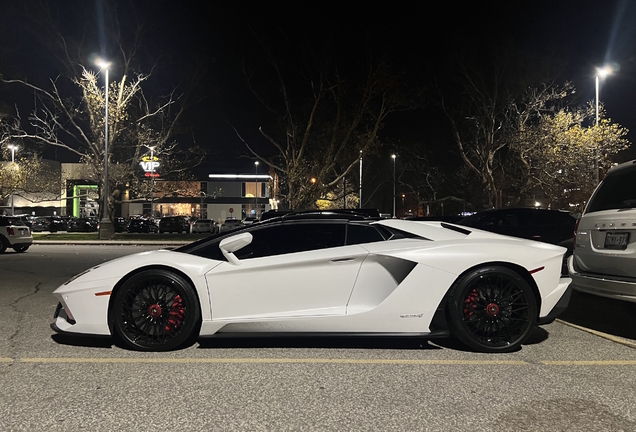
0,216 -> 33,253
568,160 -> 636,303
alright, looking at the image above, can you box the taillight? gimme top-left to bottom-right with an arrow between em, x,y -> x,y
7,227 -> 14,236
573,218 -> 580,251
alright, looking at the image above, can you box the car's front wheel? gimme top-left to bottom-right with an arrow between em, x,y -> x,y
447,266 -> 537,353
111,269 -> 201,351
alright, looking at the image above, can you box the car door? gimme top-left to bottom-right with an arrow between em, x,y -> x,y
205,221 -> 368,320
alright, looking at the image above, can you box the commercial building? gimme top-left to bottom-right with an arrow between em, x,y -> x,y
5,161 -> 276,224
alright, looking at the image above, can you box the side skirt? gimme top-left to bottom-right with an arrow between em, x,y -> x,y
199,331 -> 451,339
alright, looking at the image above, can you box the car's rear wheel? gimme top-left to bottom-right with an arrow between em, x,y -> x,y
13,245 -> 29,253
111,270 -> 201,351
447,266 -> 537,353
0,237 -> 7,254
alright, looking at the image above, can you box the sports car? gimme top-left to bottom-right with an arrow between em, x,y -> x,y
51,211 -> 572,353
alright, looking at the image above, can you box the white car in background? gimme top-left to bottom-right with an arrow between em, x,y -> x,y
192,219 -> 218,234
51,211 -> 571,353
0,216 -> 33,253
220,218 -> 242,232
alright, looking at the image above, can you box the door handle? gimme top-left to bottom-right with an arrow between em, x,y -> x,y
331,257 -> 356,263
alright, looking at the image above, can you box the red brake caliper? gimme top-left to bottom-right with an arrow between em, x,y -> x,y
464,289 -> 479,317
166,295 -> 185,333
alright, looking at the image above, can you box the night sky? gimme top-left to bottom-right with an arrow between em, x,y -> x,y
2,0 -> 636,166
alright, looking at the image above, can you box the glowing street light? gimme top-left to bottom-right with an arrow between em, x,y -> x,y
595,66 -> 612,184
7,144 -> 17,216
96,59 -> 113,239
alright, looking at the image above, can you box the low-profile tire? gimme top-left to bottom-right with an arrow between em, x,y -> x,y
110,269 -> 201,351
13,245 -> 29,253
447,265 -> 537,353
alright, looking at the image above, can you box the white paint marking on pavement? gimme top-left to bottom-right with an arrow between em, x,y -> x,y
556,319 -> 636,350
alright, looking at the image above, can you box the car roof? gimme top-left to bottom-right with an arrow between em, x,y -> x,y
606,159 -> 636,176
262,209 -> 381,223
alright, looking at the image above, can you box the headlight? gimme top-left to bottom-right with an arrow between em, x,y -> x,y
63,267 -> 94,285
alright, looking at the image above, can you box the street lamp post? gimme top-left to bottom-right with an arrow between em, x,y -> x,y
595,66 -> 611,184
359,150 -> 362,209
392,154 -> 396,218
254,161 -> 259,217
8,144 -> 17,216
97,59 -> 113,239
146,145 -> 156,217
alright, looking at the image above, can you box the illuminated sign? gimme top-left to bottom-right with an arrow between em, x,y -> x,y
140,155 -> 160,177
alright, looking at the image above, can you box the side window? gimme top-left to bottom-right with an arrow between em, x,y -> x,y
235,223 -> 346,259
479,214 -> 498,227
346,224 -> 385,245
500,212 -> 519,227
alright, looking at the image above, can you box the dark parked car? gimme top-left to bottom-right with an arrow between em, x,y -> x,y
159,216 -> 190,233
458,208 -> 576,245
114,217 -> 128,233
127,218 -> 159,233
67,217 -> 99,232
31,216 -> 67,233
12,214 -> 35,228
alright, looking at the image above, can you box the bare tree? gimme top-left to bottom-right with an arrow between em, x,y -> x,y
232,29 -> 409,209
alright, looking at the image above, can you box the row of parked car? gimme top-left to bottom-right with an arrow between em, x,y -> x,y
11,215 -> 101,233
125,216 -> 249,234
8,214 -> 260,235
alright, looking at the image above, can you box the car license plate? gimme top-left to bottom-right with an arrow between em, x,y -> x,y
604,232 -> 630,250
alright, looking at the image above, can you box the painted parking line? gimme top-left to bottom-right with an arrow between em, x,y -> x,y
0,358 -> 13,363
556,319 -> 636,350
542,360 -> 636,366
18,358 -> 528,365
6,357 -> 636,365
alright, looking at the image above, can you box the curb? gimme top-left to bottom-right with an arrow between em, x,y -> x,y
33,240 -> 190,246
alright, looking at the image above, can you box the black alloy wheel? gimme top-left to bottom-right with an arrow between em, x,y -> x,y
111,270 -> 201,351
447,266 -> 537,353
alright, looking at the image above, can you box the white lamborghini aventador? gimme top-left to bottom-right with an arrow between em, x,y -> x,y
51,211 -> 572,353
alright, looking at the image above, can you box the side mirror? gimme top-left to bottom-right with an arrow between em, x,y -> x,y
219,232 -> 253,265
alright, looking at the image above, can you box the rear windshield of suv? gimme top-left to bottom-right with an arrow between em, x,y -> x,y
586,167 -> 636,213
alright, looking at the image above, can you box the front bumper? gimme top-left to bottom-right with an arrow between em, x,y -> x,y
567,255 -> 636,303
